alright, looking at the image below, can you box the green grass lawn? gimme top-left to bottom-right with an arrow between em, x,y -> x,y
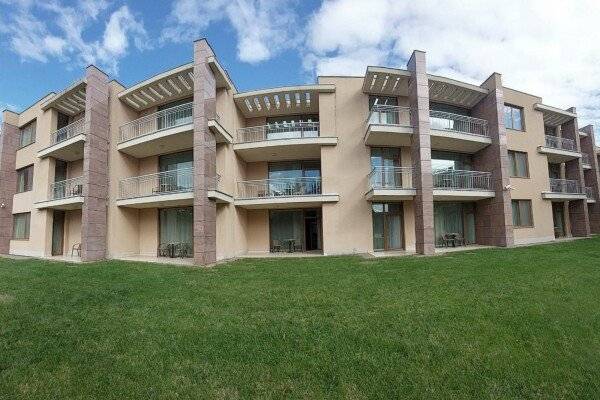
1,239 -> 600,399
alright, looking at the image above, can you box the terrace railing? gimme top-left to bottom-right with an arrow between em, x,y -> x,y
237,122 -> 320,143
433,169 -> 492,191
119,168 -> 194,199
549,178 -> 583,194
545,135 -> 576,152
582,153 -> 591,165
367,105 -> 411,127
119,102 -> 193,143
367,166 -> 414,191
49,176 -> 84,200
237,177 -> 322,199
49,119 -> 85,147
429,110 -> 489,137
585,186 -> 595,200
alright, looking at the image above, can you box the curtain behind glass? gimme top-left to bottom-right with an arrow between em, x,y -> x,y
434,203 -> 464,246
160,208 -> 193,246
270,210 -> 303,250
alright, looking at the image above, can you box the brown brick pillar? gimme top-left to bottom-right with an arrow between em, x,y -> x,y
81,66 -> 110,261
192,39 -> 217,265
0,113 -> 19,254
562,110 -> 590,237
579,125 -> 600,233
407,50 -> 435,255
471,73 -> 514,247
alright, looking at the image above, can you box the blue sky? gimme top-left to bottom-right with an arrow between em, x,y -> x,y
1,0 -> 600,137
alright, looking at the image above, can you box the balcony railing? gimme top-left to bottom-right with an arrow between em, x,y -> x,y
119,102 -> 193,143
119,168 -> 194,199
49,176 -> 84,200
430,110 -> 489,137
367,105 -> 411,127
368,166 -> 414,191
237,122 -> 320,143
545,135 -> 576,152
433,169 -> 492,191
237,177 -> 322,199
582,153 -> 591,165
50,119 -> 85,146
549,178 -> 583,194
585,186 -> 595,200
208,174 -> 221,191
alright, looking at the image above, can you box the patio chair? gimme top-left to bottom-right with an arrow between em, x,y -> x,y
271,240 -> 282,252
71,243 -> 81,257
293,242 -> 303,252
453,233 -> 465,246
441,234 -> 455,247
157,243 -> 171,257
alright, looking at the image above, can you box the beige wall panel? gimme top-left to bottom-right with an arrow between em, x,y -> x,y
138,208 -> 158,257
246,209 -> 269,253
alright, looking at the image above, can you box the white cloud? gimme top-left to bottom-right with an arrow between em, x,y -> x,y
304,0 -> 600,130
161,0 -> 301,64
1,0 -> 149,74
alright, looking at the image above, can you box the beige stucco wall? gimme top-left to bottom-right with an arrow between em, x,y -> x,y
504,87 -> 555,244
63,209 -> 82,255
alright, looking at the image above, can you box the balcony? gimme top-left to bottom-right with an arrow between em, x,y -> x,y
542,178 -> 587,201
207,115 -> 233,144
233,122 -> 337,162
234,177 -> 339,209
35,176 -> 84,210
117,103 -> 193,158
207,174 -> 233,204
582,153 -> 592,169
433,169 -> 495,201
116,168 -> 194,208
429,111 -> 491,153
365,167 -> 416,201
586,187 -> 596,203
538,135 -> 581,163
364,105 -> 413,146
37,119 -> 85,161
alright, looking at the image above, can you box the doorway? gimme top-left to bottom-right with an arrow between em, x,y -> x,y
269,209 -> 322,252
372,203 -> 404,251
52,210 -> 65,256
552,202 -> 566,238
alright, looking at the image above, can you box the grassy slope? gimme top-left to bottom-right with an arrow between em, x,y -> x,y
1,238 -> 600,399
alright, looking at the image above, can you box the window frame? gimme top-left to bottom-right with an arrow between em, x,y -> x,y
12,212 -> 31,240
18,119 -> 37,149
504,104 -> 524,131
508,150 -> 529,178
16,164 -> 34,193
512,200 -> 534,228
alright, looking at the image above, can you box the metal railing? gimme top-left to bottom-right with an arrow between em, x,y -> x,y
237,177 -> 322,199
368,166 -> 414,191
544,135 -> 576,151
50,119 -> 85,146
582,153 -> 591,165
430,110 -> 489,137
237,122 -> 320,143
585,186 -> 595,200
208,174 -> 221,191
549,178 -> 583,194
367,105 -> 411,127
433,169 -> 492,191
119,168 -> 194,199
119,102 -> 193,143
49,176 -> 84,200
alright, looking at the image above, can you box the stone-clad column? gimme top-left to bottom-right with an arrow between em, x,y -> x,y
562,109 -> 590,237
192,39 -> 217,265
407,51 -> 435,255
579,125 -> 600,233
81,66 -> 110,261
472,73 -> 514,247
0,112 -> 19,254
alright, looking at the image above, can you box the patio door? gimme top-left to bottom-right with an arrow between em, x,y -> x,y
159,207 -> 193,257
552,203 -> 566,238
51,210 -> 65,256
371,147 -> 401,188
372,203 -> 404,251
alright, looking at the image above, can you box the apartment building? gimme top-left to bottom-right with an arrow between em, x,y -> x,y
1,39 -> 599,266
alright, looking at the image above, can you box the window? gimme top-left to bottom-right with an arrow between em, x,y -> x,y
18,120 -> 36,148
504,104 -> 524,131
16,165 -> 34,193
508,151 -> 529,178
512,200 -> 533,227
12,213 -> 31,240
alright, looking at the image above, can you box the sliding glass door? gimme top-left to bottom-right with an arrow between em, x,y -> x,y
433,202 -> 475,247
372,203 -> 404,251
159,207 -> 193,257
269,209 -> 322,252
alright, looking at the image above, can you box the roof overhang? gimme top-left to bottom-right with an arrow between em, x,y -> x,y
118,63 -> 194,111
362,66 -> 411,96
428,75 -> 489,108
207,56 -> 236,92
534,103 -> 577,126
41,79 -> 87,116
233,85 -> 335,118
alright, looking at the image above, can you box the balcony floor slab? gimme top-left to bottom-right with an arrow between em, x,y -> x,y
34,196 -> 84,210
430,129 -> 491,153
537,146 -> 581,163
365,188 -> 416,201
37,134 -> 85,161
541,192 -> 587,201
233,137 -> 338,162
234,194 -> 339,209
116,192 -> 194,208
117,124 -> 193,158
208,190 -> 234,204
364,124 -> 413,147
433,189 -> 495,201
